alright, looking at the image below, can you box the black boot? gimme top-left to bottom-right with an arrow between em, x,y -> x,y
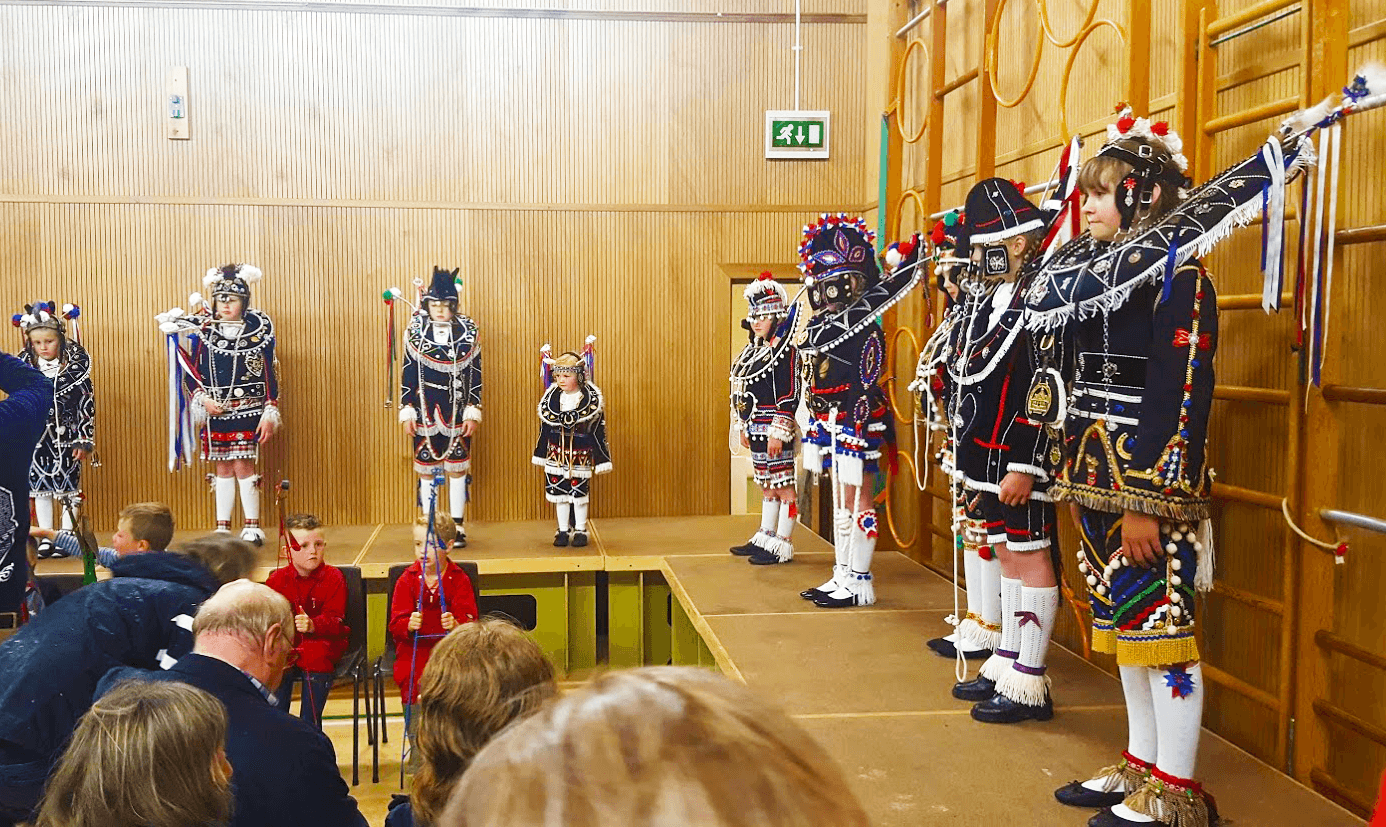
748,547 -> 789,565
1054,782 -> 1127,809
971,690 -> 1054,723
729,541 -> 759,556
951,675 -> 996,701
553,531 -> 570,547
570,531 -> 589,548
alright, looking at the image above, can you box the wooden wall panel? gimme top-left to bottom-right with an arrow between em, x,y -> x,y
0,3 -> 868,530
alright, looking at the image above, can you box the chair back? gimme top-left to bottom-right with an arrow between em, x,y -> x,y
38,573 -> 86,600
333,565 -> 367,681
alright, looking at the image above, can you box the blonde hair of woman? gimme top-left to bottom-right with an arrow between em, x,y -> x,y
440,666 -> 869,827
36,679 -> 233,827
411,617 -> 558,826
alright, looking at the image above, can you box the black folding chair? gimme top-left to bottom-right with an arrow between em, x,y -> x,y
370,560 -> 481,785
330,566 -> 371,786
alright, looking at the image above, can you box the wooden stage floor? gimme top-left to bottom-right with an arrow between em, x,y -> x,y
34,515 -> 1363,826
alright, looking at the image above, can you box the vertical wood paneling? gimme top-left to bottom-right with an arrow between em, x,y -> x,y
0,4 -> 867,529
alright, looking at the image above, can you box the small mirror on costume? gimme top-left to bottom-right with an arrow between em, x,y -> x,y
984,246 -> 1009,276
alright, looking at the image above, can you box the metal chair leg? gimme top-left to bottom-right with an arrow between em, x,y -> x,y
351,671 -> 360,787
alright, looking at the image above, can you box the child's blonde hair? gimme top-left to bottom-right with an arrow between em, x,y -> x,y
415,512 -> 458,548
1077,136 -> 1184,225
118,502 -> 175,551
35,679 -> 232,827
412,618 -> 558,825
442,666 -> 870,827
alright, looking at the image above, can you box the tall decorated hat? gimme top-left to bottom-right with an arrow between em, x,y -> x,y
962,178 -> 1044,247
744,272 -> 790,320
203,264 -> 261,306
1096,105 -> 1190,230
422,266 -> 461,305
797,213 -> 879,311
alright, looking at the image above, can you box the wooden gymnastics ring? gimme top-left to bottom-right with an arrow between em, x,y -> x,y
1039,0 -> 1100,48
895,37 -> 930,144
885,325 -> 922,422
985,0 -> 1045,109
1058,19 -> 1128,139
883,450 -> 920,549
892,188 -> 928,245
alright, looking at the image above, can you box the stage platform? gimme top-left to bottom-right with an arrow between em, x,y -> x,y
34,515 -> 1362,826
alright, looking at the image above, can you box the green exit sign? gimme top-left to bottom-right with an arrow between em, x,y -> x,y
765,110 -> 830,160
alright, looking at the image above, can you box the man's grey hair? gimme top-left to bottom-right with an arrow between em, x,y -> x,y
192,580 -> 293,647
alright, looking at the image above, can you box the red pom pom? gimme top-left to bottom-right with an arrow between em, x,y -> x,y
930,221 -> 947,245
1011,179 -> 1027,194
1151,121 -> 1170,136
757,271 -> 774,281
1116,116 -> 1135,133
1113,101 -> 1128,113
899,238 -> 917,257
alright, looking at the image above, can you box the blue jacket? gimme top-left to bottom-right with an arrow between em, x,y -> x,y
100,654 -> 367,827
0,552 -> 217,761
0,354 -> 52,614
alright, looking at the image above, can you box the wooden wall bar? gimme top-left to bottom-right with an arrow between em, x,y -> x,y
877,0 -> 1386,810
0,1 -> 869,528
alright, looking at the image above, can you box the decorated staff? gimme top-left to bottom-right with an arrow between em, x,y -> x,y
796,216 -> 922,608
909,214 -> 1000,664
1027,78 -> 1381,822
156,265 -> 279,543
728,272 -> 802,565
394,267 -> 483,548
12,302 -> 94,558
533,338 -> 612,548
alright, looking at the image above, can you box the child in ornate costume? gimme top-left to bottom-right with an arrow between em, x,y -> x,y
13,302 -> 94,558
156,264 -> 280,543
729,272 -> 801,565
910,215 -> 998,663
533,338 -> 611,548
398,267 -> 483,549
796,215 -> 921,608
942,180 -> 1061,724
1029,103 -> 1324,826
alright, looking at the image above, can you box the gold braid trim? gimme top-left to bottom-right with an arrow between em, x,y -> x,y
1095,756 -> 1151,794
1115,635 -> 1201,669
1051,481 -> 1210,522
1091,626 -> 1117,654
1124,775 -> 1211,827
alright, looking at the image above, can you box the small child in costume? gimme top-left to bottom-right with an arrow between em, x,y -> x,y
533,338 -> 612,548
265,512 -> 349,727
729,273 -> 801,565
398,267 -> 483,549
156,265 -> 281,543
39,501 -> 175,569
388,512 -> 478,729
13,301 -> 94,558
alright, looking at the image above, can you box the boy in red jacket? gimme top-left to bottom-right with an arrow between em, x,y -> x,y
265,513 -> 349,727
389,512 -> 478,733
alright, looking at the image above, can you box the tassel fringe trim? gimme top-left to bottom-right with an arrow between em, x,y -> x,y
995,666 -> 1052,707
979,651 -> 1015,682
957,615 -> 1002,651
1093,752 -> 1154,794
1124,772 -> 1211,827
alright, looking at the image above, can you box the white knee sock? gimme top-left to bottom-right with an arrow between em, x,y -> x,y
238,476 -> 260,523
556,503 -> 572,532
214,476 -> 236,527
812,507 -> 853,593
775,500 -> 796,542
995,585 -> 1058,705
974,550 -> 1003,651
573,501 -> 589,532
980,576 -> 1022,681
1150,662 -> 1204,779
418,477 -> 432,511
59,501 -> 73,531
825,509 -> 877,604
449,477 -> 467,524
956,534 -> 986,651
32,495 -> 54,531
1082,665 -> 1157,793
755,497 -> 780,545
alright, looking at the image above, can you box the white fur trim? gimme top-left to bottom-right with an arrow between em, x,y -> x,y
204,269 -> 221,286
995,667 -> 1052,706
398,406 -> 418,423
259,405 -> 281,428
1006,537 -> 1052,552
1006,462 -> 1050,482
238,264 -> 262,283
961,476 -> 1053,502
462,405 -> 482,423
530,456 -> 547,467
968,218 -> 1046,246
593,461 -> 613,475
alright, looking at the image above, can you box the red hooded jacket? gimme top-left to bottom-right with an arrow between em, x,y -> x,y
265,563 -> 350,674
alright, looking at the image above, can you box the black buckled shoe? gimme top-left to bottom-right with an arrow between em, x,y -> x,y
971,690 -> 1054,723
35,539 -> 55,559
729,541 -> 759,556
748,548 -> 789,565
1054,782 -> 1127,809
951,675 -> 996,701
813,591 -> 864,608
553,531 -> 570,547
570,531 -> 589,548
799,586 -> 829,600
926,637 -> 991,659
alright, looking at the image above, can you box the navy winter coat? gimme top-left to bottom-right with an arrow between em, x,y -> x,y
0,552 -> 219,759
0,353 -> 52,614
100,654 -> 368,827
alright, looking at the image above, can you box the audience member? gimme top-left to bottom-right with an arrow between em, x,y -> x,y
386,618 -> 557,827
389,514 -> 478,732
439,666 -> 869,827
35,501 -> 175,568
34,679 -> 233,827
0,353 -> 53,637
99,580 -> 367,827
0,536 -> 255,826
265,512 -> 349,726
